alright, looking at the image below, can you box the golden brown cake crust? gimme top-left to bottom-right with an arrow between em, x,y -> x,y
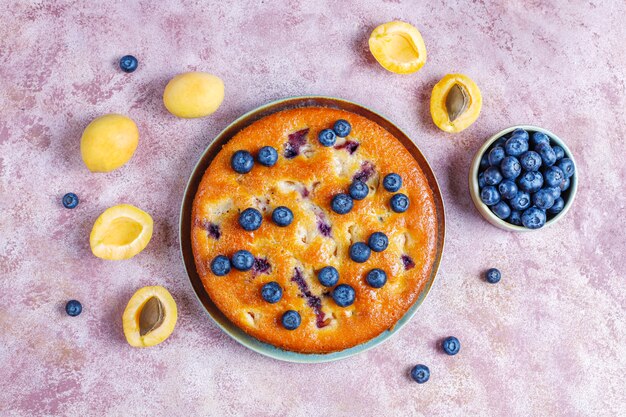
191,107 -> 438,353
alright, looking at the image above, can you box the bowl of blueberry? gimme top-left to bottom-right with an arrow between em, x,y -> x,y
469,125 -> 577,231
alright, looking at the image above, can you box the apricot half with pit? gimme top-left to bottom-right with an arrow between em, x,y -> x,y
368,21 -> 427,74
430,74 -> 482,133
122,286 -> 177,348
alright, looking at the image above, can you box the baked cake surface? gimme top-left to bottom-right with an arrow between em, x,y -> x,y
191,107 -> 438,353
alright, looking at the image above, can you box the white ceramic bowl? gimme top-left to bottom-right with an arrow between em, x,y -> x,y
469,125 -> 578,231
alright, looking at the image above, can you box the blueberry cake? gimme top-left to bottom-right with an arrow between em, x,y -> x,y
191,107 -> 438,353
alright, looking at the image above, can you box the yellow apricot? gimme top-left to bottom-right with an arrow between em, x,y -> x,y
80,114 -> 139,172
163,72 -> 224,118
123,286 -> 178,348
430,74 -> 482,133
369,21 -> 427,74
90,204 -> 153,260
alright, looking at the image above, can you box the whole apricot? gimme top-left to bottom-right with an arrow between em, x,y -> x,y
80,114 -> 139,172
163,72 -> 224,118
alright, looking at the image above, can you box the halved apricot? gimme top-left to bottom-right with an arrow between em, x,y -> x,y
90,204 -> 153,260
368,21 -> 427,74
430,74 -> 482,133
122,286 -> 177,348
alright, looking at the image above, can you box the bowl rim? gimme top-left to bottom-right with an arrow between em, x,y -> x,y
178,95 -> 446,363
468,125 -> 578,232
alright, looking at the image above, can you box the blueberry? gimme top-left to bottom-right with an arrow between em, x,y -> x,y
410,364 -> 430,384
261,282 -> 283,303
518,171 -> 543,193
442,336 -> 461,355
544,166 -> 565,188
480,186 -> 500,206
509,191 -> 531,211
257,146 -> 278,167
366,269 -> 387,288
62,192 -> 79,209
553,145 -> 565,160
548,197 -> 565,214
519,151 -> 542,172
231,150 -> 254,173
483,166 -> 503,186
211,255 -> 231,276
331,193 -> 353,214
494,136 -> 507,147
536,143 -> 557,167
530,132 -> 550,148
504,136 -> 529,157
521,207 -> 547,229
349,242 -> 371,263
333,119 -> 352,137
508,210 -> 522,226
390,193 -> 410,213
532,189 -> 555,210
65,300 -> 82,316
557,158 -> 575,178
480,153 -> 490,170
560,176 -> 571,191
478,172 -> 486,189
318,266 -> 339,287
368,232 -> 389,252
498,180 -> 518,200
485,268 -> 501,284
119,55 -> 138,73
239,208 -> 263,231
318,128 -> 337,147
491,201 -> 511,219
231,250 -> 254,271
500,156 -> 522,179
488,146 -> 506,166
511,128 -> 529,141
282,310 -> 301,330
272,206 -> 293,227
383,173 -> 402,192
349,180 -> 369,200
332,284 -> 355,307
546,186 -> 561,200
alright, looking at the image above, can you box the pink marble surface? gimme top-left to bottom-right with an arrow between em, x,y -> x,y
1,0 -> 625,415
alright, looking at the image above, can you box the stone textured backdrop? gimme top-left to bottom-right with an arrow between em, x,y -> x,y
0,0 -> 624,416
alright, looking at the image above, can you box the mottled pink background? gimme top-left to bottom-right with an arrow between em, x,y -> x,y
1,0 -> 625,416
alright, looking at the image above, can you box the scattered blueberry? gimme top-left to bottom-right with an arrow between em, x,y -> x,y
485,268 -> 501,284
410,364 -> 430,384
231,150 -> 254,173
560,176 -> 571,191
491,201 -> 511,219
333,119 -> 352,137
488,146 -> 506,166
368,232 -> 389,252
536,143 -> 557,167
318,266 -> 339,287
478,172 -> 486,188
282,310 -> 301,330
553,145 -> 565,160
509,191 -> 531,210
483,166 -> 503,186
519,151 -> 542,172
119,55 -> 138,73
532,189 -> 555,210
231,250 -> 254,271
239,208 -> 263,231
498,180 -> 518,200
383,173 -> 402,192
442,336 -> 461,355
521,207 -> 546,229
390,193 -> 410,213
65,300 -> 82,316
518,171 -> 544,193
548,197 -> 565,214
530,131 -> 550,148
62,192 -> 79,209
318,128 -> 337,147
272,206 -> 293,227
332,284 -> 355,307
557,158 -> 575,178
261,282 -> 283,303
349,180 -> 369,200
211,255 -> 231,276
504,135 -> 529,157
509,210 -> 522,226
331,193 -> 353,214
366,269 -> 387,288
544,166 -> 565,188
480,186 -> 500,206
500,156 -> 522,179
349,242 -> 371,263
510,128 -> 529,141
257,146 -> 278,167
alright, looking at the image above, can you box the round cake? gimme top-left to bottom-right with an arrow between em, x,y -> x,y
191,106 -> 438,353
